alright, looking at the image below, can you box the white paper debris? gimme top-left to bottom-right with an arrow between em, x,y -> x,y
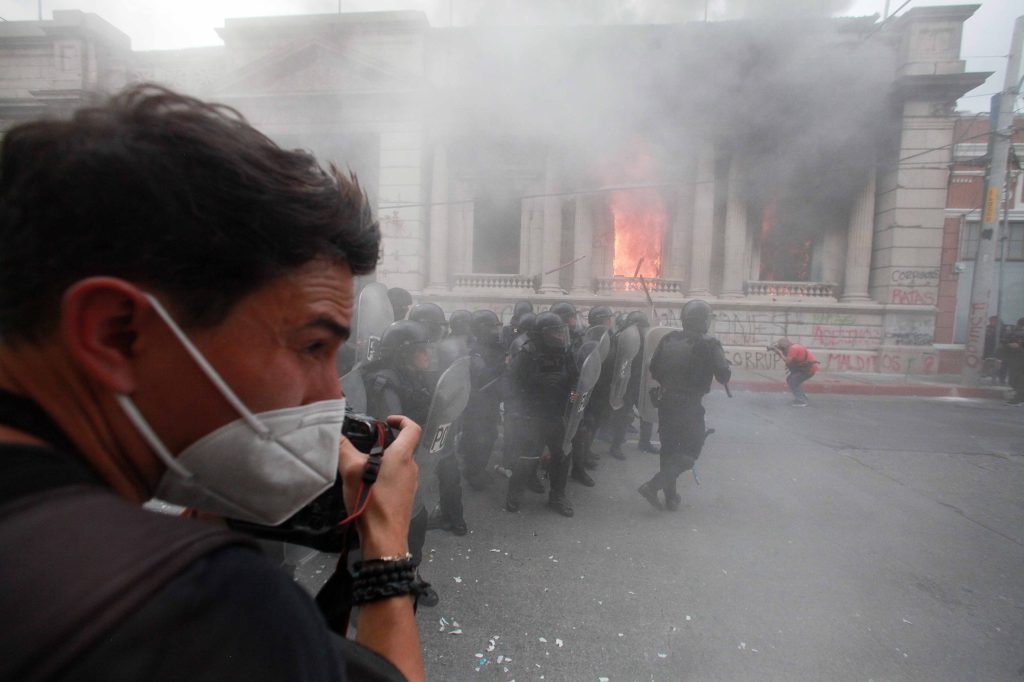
490,548 -> 501,552
903,618 -> 913,625
685,615 -> 692,621
658,653 -> 667,658
538,637 -> 548,643
738,642 -> 747,650
599,677 -> 610,682
486,639 -> 496,652
497,655 -> 504,664
449,629 -> 463,636
454,577 -> 462,583
618,633 -> 624,637
555,638 -> 564,648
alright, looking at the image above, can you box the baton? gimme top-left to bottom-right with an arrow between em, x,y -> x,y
724,382 -> 733,398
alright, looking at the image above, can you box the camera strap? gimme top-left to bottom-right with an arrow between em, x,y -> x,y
314,419 -> 389,636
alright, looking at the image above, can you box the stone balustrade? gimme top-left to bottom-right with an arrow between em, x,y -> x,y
594,277 -> 686,294
745,281 -> 838,299
452,273 -> 536,291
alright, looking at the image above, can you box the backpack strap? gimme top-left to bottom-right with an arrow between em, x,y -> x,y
0,482 -> 255,682
0,390 -> 256,681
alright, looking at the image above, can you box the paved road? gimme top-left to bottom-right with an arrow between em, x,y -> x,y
299,392 -> 1024,681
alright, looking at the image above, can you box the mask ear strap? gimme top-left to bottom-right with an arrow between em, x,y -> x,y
143,294 -> 270,437
115,394 -> 193,478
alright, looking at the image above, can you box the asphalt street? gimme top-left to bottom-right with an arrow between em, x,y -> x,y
297,391 -> 1024,681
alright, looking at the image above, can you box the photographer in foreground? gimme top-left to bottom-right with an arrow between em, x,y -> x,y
0,85 -> 423,681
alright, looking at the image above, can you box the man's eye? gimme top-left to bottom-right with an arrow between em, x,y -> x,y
303,340 -> 328,355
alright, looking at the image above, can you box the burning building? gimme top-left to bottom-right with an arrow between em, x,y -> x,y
0,5 -> 991,373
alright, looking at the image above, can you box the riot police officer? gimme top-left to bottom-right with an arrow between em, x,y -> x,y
570,305 -> 615,485
550,301 -> 584,352
409,301 -> 448,343
387,286 -> 413,321
502,300 -> 535,350
437,309 -> 472,374
363,320 -> 434,424
460,310 -> 506,490
361,320 -> 440,601
608,310 -> 650,460
501,312 -> 541,481
506,312 -> 579,517
638,300 -> 730,511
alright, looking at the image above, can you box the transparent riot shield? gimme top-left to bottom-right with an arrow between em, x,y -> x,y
584,325 -> 612,363
609,324 -> 642,410
340,367 -> 368,415
338,282 -> 393,377
413,355 -> 471,509
562,345 -> 604,453
638,326 -> 676,424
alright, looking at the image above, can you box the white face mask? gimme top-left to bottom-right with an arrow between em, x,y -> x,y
116,294 -> 346,526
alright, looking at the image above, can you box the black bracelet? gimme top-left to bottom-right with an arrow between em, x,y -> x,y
352,574 -> 433,606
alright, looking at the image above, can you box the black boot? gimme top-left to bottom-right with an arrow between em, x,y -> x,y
570,467 -> 595,487
547,492 -> 574,517
637,481 -> 663,510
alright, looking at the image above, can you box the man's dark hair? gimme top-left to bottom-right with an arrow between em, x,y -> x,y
0,84 -> 380,342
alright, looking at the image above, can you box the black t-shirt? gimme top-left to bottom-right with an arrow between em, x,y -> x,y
66,544 -> 362,682
0,444 -> 405,682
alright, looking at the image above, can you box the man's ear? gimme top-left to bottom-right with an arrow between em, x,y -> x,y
60,278 -> 151,394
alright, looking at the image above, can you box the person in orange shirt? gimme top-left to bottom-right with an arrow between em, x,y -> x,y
770,338 -> 818,407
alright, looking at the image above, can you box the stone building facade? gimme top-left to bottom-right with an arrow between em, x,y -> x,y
0,6 -> 993,373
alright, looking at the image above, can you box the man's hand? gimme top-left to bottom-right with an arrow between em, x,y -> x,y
338,415 -> 421,559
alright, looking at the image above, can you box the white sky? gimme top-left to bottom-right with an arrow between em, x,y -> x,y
0,0 -> 1018,111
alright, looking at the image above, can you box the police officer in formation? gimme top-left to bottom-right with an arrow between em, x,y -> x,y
360,297 -> 727,528
569,305 -> 615,485
607,310 -> 651,460
505,312 -> 579,517
460,310 -> 506,490
638,300 -> 731,511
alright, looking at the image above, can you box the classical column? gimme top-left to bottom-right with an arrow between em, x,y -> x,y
425,142 -> 449,291
538,151 -> 563,293
841,167 -> 876,302
571,193 -> 593,294
687,141 -> 715,297
720,155 -> 747,298
666,160 -> 695,283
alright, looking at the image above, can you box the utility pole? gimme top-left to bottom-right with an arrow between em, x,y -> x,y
962,16 -> 1023,384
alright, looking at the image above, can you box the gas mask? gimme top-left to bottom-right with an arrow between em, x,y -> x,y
116,294 -> 345,526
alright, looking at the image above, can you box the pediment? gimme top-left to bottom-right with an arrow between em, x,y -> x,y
215,40 -> 415,96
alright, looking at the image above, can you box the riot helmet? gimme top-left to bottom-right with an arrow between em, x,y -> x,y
387,287 -> 413,321
625,310 -> 651,330
449,309 -> 472,337
514,312 -> 536,336
512,301 -> 535,320
587,305 -> 614,328
379,320 -> 432,369
550,302 -> 578,329
470,309 -> 502,344
408,302 -> 448,342
681,299 -> 713,334
533,312 -> 570,351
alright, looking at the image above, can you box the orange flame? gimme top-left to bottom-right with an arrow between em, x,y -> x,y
610,188 -> 665,278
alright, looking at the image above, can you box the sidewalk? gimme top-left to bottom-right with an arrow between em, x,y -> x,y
726,367 -> 1012,400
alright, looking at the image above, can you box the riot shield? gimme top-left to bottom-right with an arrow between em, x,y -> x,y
638,326 -> 676,423
338,282 -> 393,376
340,366 -> 368,415
413,355 -> 471,508
584,325 -> 612,363
562,345 -> 603,453
609,324 -> 642,410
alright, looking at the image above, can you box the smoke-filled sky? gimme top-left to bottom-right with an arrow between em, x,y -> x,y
0,0 -> 1016,111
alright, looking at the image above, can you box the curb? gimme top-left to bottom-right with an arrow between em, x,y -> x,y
728,380 -> 1009,400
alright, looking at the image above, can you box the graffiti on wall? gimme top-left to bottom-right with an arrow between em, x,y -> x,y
715,311 -> 788,346
821,350 -> 937,374
810,324 -> 882,348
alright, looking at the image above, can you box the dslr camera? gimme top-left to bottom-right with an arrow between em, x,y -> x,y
227,411 -> 395,552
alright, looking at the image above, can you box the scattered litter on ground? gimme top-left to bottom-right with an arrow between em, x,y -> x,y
618,633 -> 624,637
556,638 -> 564,648
658,653 -> 667,659
454,577 -> 462,583
685,615 -> 692,621
738,642 -> 747,650
902,618 -> 913,625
